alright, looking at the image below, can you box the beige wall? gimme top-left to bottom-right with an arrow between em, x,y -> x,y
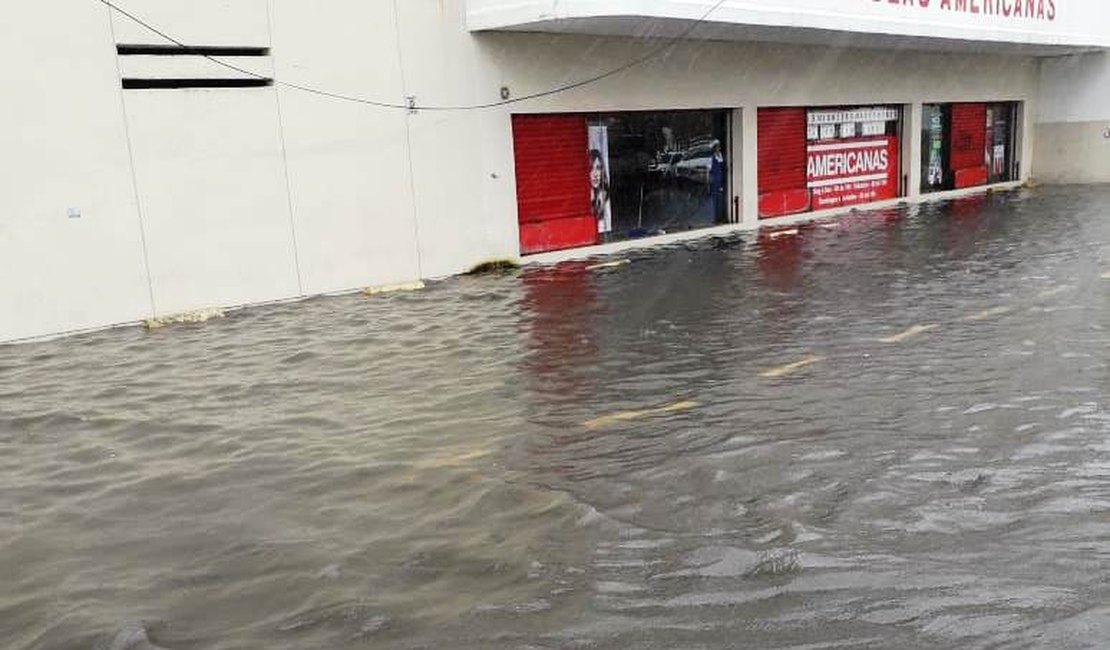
1033,121 -> 1110,184
1034,52 -> 1110,183
477,32 -> 1039,110
0,0 -> 1044,343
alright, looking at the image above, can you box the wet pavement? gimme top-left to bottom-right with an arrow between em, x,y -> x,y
3,186 -> 1110,649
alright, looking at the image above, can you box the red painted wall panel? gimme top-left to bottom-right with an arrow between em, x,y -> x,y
950,103 -> 987,172
954,166 -> 989,189
758,108 -> 809,219
511,114 -> 596,254
758,108 -> 808,194
518,217 -> 598,256
758,189 -> 811,219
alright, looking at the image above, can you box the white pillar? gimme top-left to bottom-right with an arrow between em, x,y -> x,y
904,102 -> 922,200
740,107 -> 760,226
1018,98 -> 1034,182
728,108 -> 743,224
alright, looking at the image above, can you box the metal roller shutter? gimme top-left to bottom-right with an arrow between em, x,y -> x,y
758,108 -> 810,218
950,103 -> 988,188
511,114 -> 597,255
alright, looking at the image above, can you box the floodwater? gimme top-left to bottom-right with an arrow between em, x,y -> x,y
4,186 -> 1110,650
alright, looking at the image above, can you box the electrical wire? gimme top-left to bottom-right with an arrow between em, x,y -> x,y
95,0 -> 729,112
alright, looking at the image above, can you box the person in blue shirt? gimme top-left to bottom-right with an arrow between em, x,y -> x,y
709,142 -> 726,223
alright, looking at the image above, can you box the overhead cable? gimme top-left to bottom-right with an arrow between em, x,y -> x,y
96,0 -> 729,111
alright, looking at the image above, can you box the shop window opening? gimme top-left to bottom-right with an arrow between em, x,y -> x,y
512,110 -> 731,255
758,105 -> 903,219
922,101 -> 1019,194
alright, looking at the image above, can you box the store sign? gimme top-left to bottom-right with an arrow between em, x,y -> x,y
471,1 -> 1108,51
871,0 -> 1056,23
808,108 -> 900,125
806,138 -> 899,210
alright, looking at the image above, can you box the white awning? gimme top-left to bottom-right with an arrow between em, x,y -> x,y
467,1 -> 1109,56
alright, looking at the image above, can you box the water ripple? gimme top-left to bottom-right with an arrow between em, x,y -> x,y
3,187 -> 1110,648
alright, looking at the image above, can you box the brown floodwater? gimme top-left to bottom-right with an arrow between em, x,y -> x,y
3,186 -> 1110,649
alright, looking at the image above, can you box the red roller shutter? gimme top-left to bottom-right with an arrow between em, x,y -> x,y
950,103 -> 988,188
758,108 -> 810,218
512,115 -> 597,255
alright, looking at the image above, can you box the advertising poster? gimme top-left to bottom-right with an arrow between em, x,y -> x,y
927,110 -> 945,188
587,125 -> 613,234
805,107 -> 900,211
806,137 -> 899,211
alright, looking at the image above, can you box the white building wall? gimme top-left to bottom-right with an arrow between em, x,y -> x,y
0,1 -> 153,342
268,1 -> 422,295
110,0 -> 271,46
122,89 -> 302,315
0,0 -> 1053,343
394,1 -> 521,280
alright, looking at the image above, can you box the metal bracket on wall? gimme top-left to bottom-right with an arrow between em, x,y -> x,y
406,96 -> 418,115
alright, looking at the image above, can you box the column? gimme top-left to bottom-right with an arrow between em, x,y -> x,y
740,107 -> 760,226
903,102 -> 923,200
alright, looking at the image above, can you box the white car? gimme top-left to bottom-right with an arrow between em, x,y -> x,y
649,152 -> 684,178
674,141 -> 719,185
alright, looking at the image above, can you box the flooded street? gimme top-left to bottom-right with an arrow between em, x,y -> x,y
5,186 -> 1110,649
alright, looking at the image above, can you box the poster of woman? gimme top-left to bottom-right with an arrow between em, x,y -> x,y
588,125 -> 613,235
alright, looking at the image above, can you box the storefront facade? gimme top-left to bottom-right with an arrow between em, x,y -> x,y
513,110 -> 731,254
2,0 -> 1108,341
488,2 -> 1107,257
758,105 -> 904,219
921,102 -> 1021,193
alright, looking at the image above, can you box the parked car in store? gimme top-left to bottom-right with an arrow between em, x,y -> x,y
674,140 -> 719,185
649,152 -> 684,179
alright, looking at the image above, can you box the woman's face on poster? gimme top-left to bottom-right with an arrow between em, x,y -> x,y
590,157 -> 603,190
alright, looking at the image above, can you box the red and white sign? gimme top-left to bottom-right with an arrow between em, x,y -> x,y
806,137 -> 900,210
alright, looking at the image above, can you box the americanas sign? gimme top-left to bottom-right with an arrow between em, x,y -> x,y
807,138 -> 900,210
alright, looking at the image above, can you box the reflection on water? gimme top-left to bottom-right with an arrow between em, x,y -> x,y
4,186 -> 1110,649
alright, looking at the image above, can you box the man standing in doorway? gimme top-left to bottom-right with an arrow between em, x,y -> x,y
710,141 -> 726,224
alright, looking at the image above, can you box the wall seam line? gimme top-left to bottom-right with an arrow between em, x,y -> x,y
266,0 -> 305,297
391,0 -> 425,280
106,4 -> 158,318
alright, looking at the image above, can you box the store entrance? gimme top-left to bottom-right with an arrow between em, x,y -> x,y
511,109 -> 731,255
589,111 -> 730,241
921,101 -> 1020,194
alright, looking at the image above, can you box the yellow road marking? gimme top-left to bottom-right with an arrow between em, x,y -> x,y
584,400 -> 700,430
759,355 -> 825,379
585,259 -> 631,271
414,448 -> 492,469
1036,286 -> 1070,299
962,306 -> 1013,322
878,324 -> 939,344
